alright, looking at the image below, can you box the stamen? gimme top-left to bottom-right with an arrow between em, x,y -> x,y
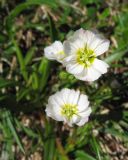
77,45 -> 96,67
61,104 -> 78,120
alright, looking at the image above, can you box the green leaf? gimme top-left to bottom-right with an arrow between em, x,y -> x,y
105,47 -> 128,64
0,78 -> 17,88
4,110 -> 25,154
15,118 -> 38,138
99,8 -> 110,20
44,122 -> 55,160
0,33 -> 7,43
37,14 -> 59,91
90,136 -> 102,160
16,87 -> 31,101
75,150 -> 96,160
38,58 -> 50,91
24,47 -> 37,65
104,128 -> 128,141
31,72 -> 39,90
48,15 -> 59,41
6,0 -> 57,36
13,39 -> 28,81
24,23 -> 45,31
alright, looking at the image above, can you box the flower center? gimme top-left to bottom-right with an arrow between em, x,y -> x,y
61,104 -> 78,120
58,51 -> 65,55
77,45 -> 96,67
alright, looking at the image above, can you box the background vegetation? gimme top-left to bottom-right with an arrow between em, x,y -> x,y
0,0 -> 128,159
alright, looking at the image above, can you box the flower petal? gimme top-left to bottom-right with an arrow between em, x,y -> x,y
94,39 -> 110,56
44,46 -> 55,60
79,107 -> 92,117
45,104 -> 63,121
76,117 -> 89,126
77,94 -> 89,112
63,38 -> 85,56
52,41 -> 63,52
92,58 -> 109,74
67,89 -> 80,105
66,63 -> 84,75
48,92 -> 65,108
63,54 -> 76,66
44,41 -> 65,62
78,66 -> 101,81
74,67 -> 87,78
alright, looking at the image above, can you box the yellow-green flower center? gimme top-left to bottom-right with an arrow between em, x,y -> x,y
77,45 -> 96,67
57,51 -> 65,55
61,104 -> 78,120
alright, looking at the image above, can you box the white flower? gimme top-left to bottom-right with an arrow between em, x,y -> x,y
63,28 -> 110,81
44,41 -> 65,63
45,88 -> 91,127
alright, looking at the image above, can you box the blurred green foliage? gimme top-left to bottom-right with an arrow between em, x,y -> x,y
0,0 -> 128,159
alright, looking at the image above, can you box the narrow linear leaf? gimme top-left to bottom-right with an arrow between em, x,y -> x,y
4,111 -> 25,154
75,150 -> 96,160
38,58 -> 50,91
13,40 -> 28,81
90,136 -> 102,160
0,78 -> 18,88
105,128 -> 128,141
15,119 -> 38,138
6,0 -> 57,34
48,14 -> 59,41
105,47 -> 128,64
24,47 -> 37,65
44,122 -> 55,160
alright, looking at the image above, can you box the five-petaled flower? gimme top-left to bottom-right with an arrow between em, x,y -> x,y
63,28 -> 110,81
44,41 -> 65,63
45,88 -> 91,127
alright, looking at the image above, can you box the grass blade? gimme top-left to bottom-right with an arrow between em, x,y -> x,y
24,47 -> 37,65
4,110 -> 25,154
13,39 -> 28,81
105,46 -> 128,64
6,0 -> 57,35
75,150 -> 96,160
90,136 -> 102,160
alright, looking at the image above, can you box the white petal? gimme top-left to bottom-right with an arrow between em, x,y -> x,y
60,88 -> 71,104
92,58 -> 109,74
48,92 -> 65,110
73,29 -> 95,45
45,105 -> 63,121
44,41 -> 65,62
71,39 -> 85,49
44,46 -> 55,60
63,55 -> 76,66
52,41 -> 63,52
89,36 -> 103,50
66,89 -> 76,105
78,66 -> 101,81
67,115 -> 81,126
74,67 -> 87,78
84,30 -> 96,45
94,39 -> 110,56
79,107 -> 92,117
77,94 -> 89,112
63,39 -> 84,56
73,28 -> 85,39
72,115 -> 81,123
67,89 -> 80,105
66,28 -> 85,43
76,117 -> 89,126
63,40 -> 72,56
66,63 -> 84,75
